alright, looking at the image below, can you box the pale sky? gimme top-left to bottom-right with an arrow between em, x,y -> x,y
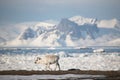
0,0 -> 120,23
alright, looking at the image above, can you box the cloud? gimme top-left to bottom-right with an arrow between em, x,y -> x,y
97,19 -> 118,28
43,20 -> 59,24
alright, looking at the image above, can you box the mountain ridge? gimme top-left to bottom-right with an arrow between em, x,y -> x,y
0,16 -> 120,47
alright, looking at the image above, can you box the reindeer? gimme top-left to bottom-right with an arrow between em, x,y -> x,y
35,54 -> 60,71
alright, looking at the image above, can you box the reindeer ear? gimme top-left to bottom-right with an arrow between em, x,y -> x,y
37,57 -> 41,60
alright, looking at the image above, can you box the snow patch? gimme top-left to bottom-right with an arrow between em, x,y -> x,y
0,52 -> 120,71
69,16 -> 97,25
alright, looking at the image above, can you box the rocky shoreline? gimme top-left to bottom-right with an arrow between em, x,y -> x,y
0,70 -> 120,79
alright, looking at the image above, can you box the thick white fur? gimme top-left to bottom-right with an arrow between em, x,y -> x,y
35,54 -> 60,71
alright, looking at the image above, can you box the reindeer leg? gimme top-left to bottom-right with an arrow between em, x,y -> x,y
54,62 -> 60,71
45,64 -> 48,71
47,63 -> 52,71
57,62 -> 60,71
54,63 -> 57,71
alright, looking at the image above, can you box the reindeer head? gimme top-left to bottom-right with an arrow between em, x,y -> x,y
35,57 -> 41,64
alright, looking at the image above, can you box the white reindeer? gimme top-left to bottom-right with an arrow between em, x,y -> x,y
35,54 -> 60,71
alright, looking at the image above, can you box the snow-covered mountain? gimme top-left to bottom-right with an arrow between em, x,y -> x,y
18,22 -> 54,40
0,22 -> 37,43
57,18 -> 99,39
69,16 -> 97,25
0,16 -> 120,47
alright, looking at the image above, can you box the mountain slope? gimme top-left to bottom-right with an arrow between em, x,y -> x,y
57,18 -> 99,39
69,16 -> 97,25
1,16 -> 120,47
